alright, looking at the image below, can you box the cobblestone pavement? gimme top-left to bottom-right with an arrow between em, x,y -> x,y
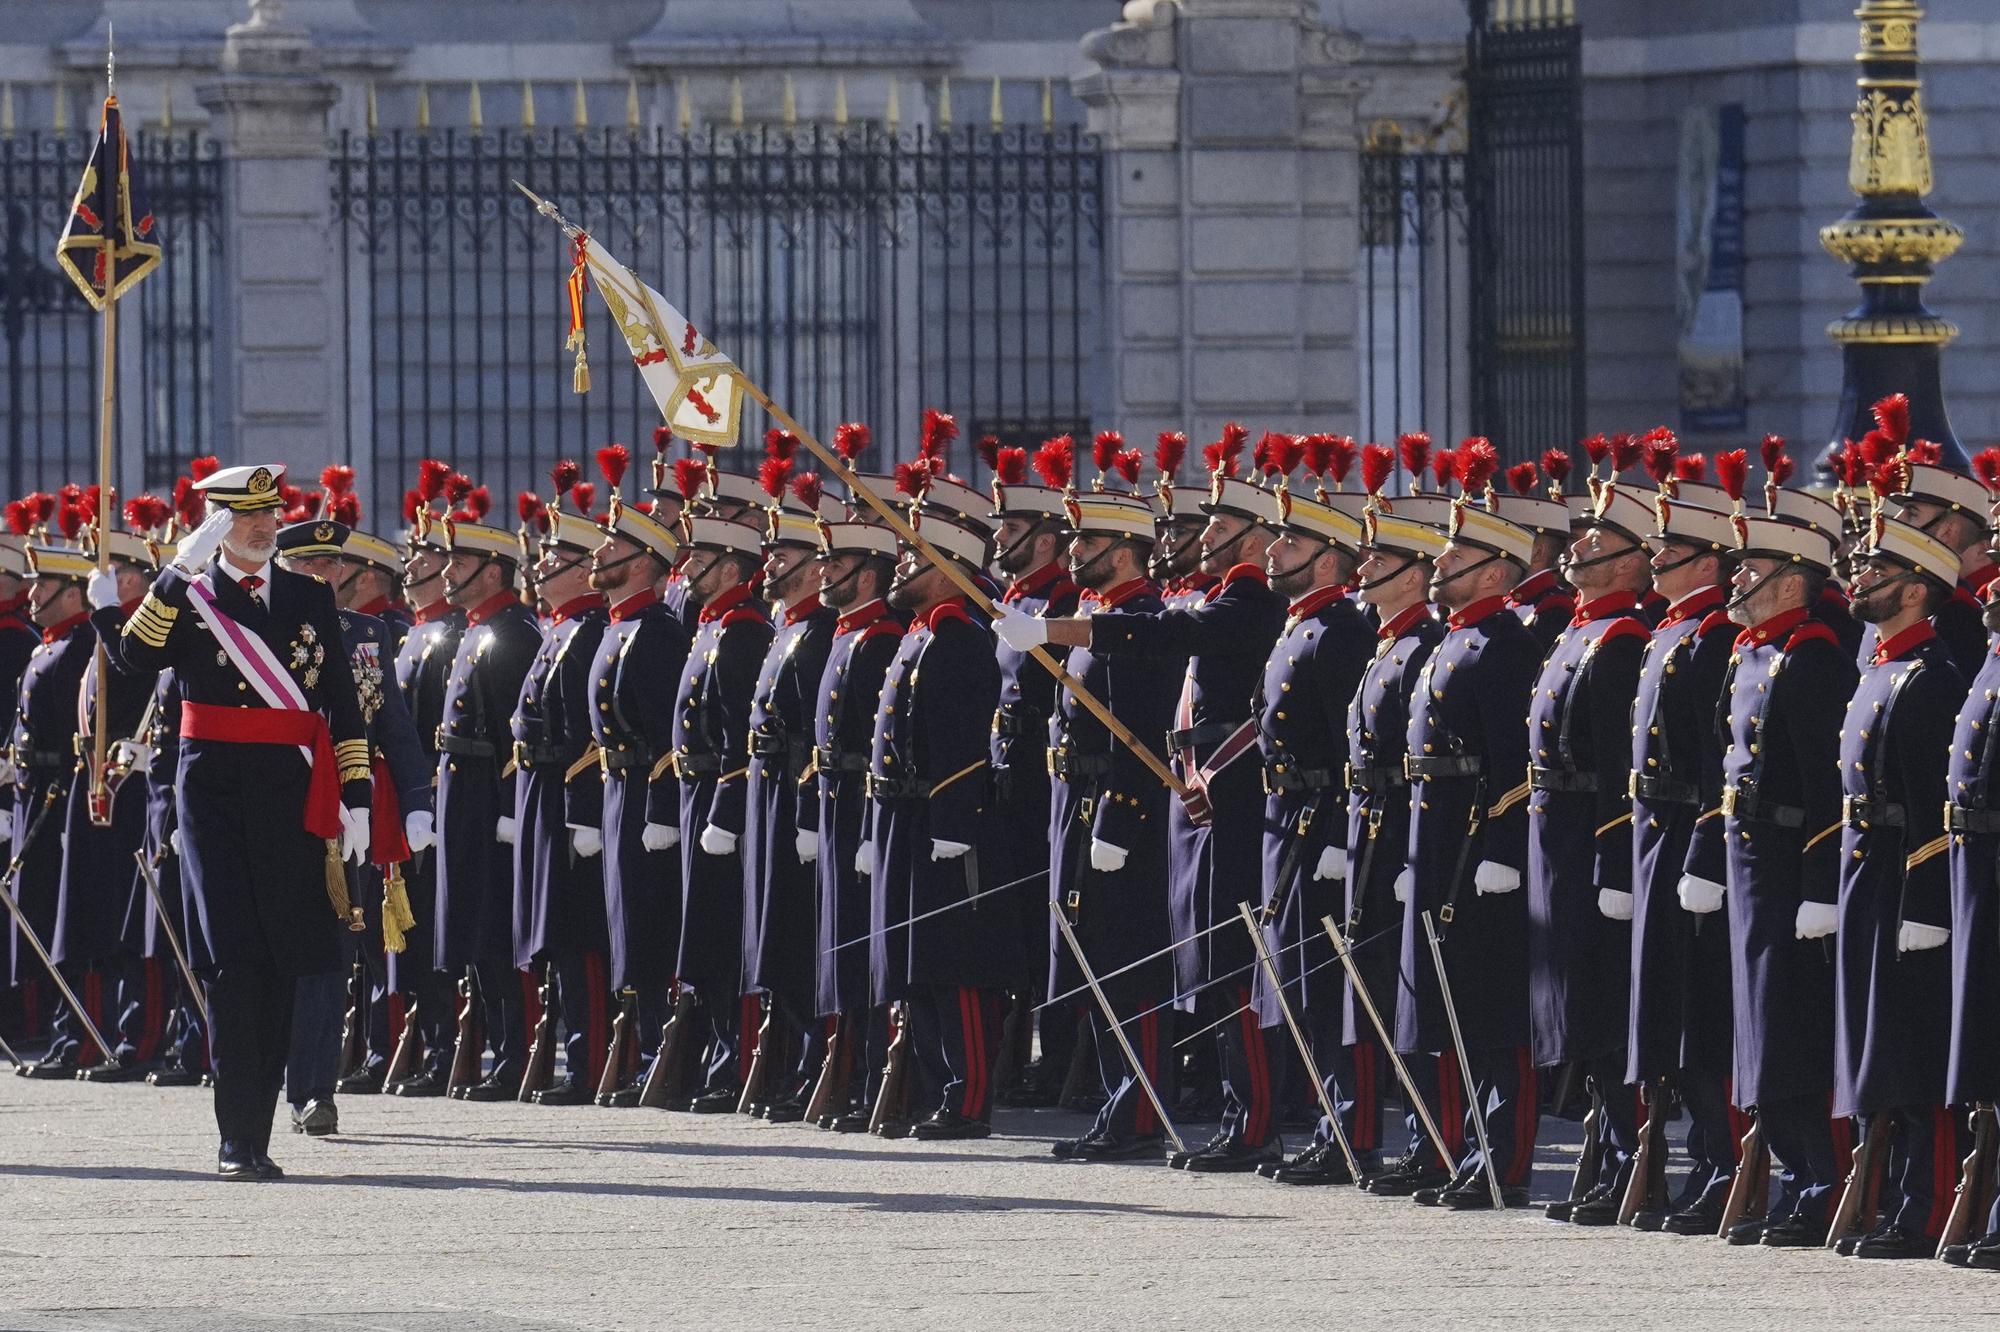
0,1074 -> 1985,1331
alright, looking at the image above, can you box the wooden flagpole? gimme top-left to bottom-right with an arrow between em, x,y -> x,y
87,39 -> 119,827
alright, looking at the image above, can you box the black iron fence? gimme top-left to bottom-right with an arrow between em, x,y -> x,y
0,130 -> 223,498
1466,4 -> 1585,457
332,122 -> 1103,517
1359,141 -> 1471,447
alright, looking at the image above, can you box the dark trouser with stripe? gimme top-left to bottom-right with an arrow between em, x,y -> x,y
1319,1034 -> 1384,1158
471,956 -> 527,1088
206,963 -> 295,1158
1759,1091 -> 1841,1226
1219,984 -> 1283,1147
47,963 -> 114,1065
910,984 -> 1002,1122
1452,1046 -> 1539,1188
859,1003 -> 892,1109
775,996 -> 828,1105
409,965 -> 456,1081
353,931 -> 391,1074
114,954 -> 168,1064
1868,1103 -> 1966,1240
554,950 -> 611,1090
694,991 -> 749,1095
1579,1049 -> 1640,1194
1090,1007 -> 1176,1139
1401,1050 -> 1469,1167
1678,1068 -> 1737,1209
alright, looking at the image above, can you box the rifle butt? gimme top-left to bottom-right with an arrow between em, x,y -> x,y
639,989 -> 695,1108
1617,1083 -> 1670,1227
445,971 -> 482,1098
383,1000 -> 420,1088
868,1004 -> 911,1134
737,998 -> 775,1114
595,996 -> 635,1102
1826,1116 -> 1889,1250
1936,1105 -> 1997,1257
1057,1009 -> 1096,1108
337,960 -> 365,1080
1717,1117 -> 1769,1236
803,1016 -> 849,1124
1570,1081 -> 1606,1204
518,971 -> 558,1102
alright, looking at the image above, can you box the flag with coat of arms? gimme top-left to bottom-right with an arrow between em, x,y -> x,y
55,91 -> 160,310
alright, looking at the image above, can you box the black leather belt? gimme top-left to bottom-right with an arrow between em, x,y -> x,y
993,706 -> 1045,740
1720,784 -> 1803,829
1842,794 -> 1905,829
1947,801 -> 2000,835
748,731 -> 794,757
1344,762 -> 1406,793
812,744 -> 867,774
866,772 -> 929,800
1264,764 -> 1334,793
1405,754 -> 1483,780
9,745 -> 66,770
1048,746 -> 1111,781
674,752 -> 722,777
602,747 -> 654,773
511,738 -> 567,768
1168,720 -> 1242,752
436,732 -> 496,760
1630,771 -> 1698,805
1530,764 -> 1598,794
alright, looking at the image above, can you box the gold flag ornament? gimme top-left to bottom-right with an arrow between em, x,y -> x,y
55,92 -> 160,309
523,183 -> 746,448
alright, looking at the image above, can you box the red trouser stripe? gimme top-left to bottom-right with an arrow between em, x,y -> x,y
1439,1055 -> 1466,1158
1507,1048 -> 1538,1187
1134,1011 -> 1159,1136
956,988 -> 979,1117
1830,1097 -> 1855,1177
1928,1104 -> 1957,1239
584,955 -> 608,1085
137,957 -> 165,1061
968,987 -> 990,1120
1238,985 -> 1271,1145
1353,1041 -> 1379,1151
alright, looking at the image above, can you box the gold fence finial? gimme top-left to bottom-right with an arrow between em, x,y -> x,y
626,77 -> 641,131
938,75 -> 952,128
989,75 -> 1003,130
783,72 -> 797,127
1,84 -> 13,140
886,78 -> 900,128
573,78 -> 588,129
160,84 -> 173,131
366,82 -> 377,134
468,81 -> 483,131
834,74 -> 849,126
521,80 -> 536,128
51,83 -> 68,134
415,82 -> 430,131
1041,77 -> 1053,129
677,79 -> 692,134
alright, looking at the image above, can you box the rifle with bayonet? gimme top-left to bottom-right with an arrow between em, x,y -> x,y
336,959 -> 366,1083
382,999 -> 420,1088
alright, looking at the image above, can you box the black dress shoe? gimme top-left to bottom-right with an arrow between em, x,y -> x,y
1076,1133 -> 1165,1162
1941,1241 -> 1976,1268
912,1109 -> 992,1140
1967,1238 -> 2000,1271
77,1059 -> 146,1082
1853,1223 -> 1932,1260
873,1118 -> 913,1140
251,1154 -> 286,1180
387,1071 -> 445,1098
218,1148 -> 259,1180
21,1053 -> 78,1079
1663,1198 -> 1725,1237
1181,1136 -> 1282,1174
1271,1143 -> 1355,1187
1832,1232 -> 1864,1258
1759,1214 -> 1828,1248
1628,1206 -> 1670,1233
462,1076 -> 520,1103
597,1085 -> 642,1108
831,1110 -> 872,1133
1168,1129 -> 1236,1170
681,1087 -> 738,1114
334,1068 -> 382,1095
1370,1164 -> 1454,1197
1724,1218 -> 1768,1246
1570,1192 -> 1622,1226
146,1066 -> 202,1088
291,1098 -> 338,1136
1052,1134 -> 1102,1160
1440,1182 -> 1530,1210
762,1099 -> 806,1124
530,1078 -> 593,1106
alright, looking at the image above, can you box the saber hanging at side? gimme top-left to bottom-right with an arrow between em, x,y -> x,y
55,31 -> 160,828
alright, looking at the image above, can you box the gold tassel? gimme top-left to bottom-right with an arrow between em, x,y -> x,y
572,343 -> 591,395
324,839 -> 352,921
382,862 -> 417,955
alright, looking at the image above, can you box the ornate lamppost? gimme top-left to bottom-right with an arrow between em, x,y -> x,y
1817,0 -> 1964,476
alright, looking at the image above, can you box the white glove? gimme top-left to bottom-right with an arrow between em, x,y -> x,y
1597,887 -> 1635,921
570,825 -> 602,859
1393,867 -> 1413,904
1089,838 -> 1128,873
339,805 -> 371,865
991,605 -> 1050,652
1677,874 -> 1725,915
403,810 -> 435,854
795,829 -> 819,864
171,508 -> 230,574
1899,921 -> 1950,953
87,569 -> 121,611
1795,900 -> 1838,940
931,838 -> 972,861
495,815 -> 517,846
641,822 -> 679,853
0,817 -> 12,847
169,828 -> 183,858
0,759 -> 16,787
855,845 -> 873,877
1314,847 -> 1348,882
1473,860 -> 1520,894
699,824 -> 737,856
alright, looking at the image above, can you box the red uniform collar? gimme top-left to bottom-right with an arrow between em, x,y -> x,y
41,610 -> 87,644
1569,589 -> 1639,627
698,581 -> 757,623
1082,576 -> 1151,611
548,593 -> 604,625
609,588 -> 657,623
1871,620 -> 1937,666
835,598 -> 890,635
1378,602 -> 1431,640
782,593 -> 824,626
1002,561 -> 1071,604
1447,595 -> 1509,631
918,596 -> 968,631
465,590 -> 518,627
1657,584 -> 1725,630
1735,605 -> 1812,649
412,600 -> 454,625
1965,561 -> 1999,596
1208,563 -> 1266,600
1287,584 -> 1348,620
1506,568 -> 1560,607
353,594 -> 396,618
